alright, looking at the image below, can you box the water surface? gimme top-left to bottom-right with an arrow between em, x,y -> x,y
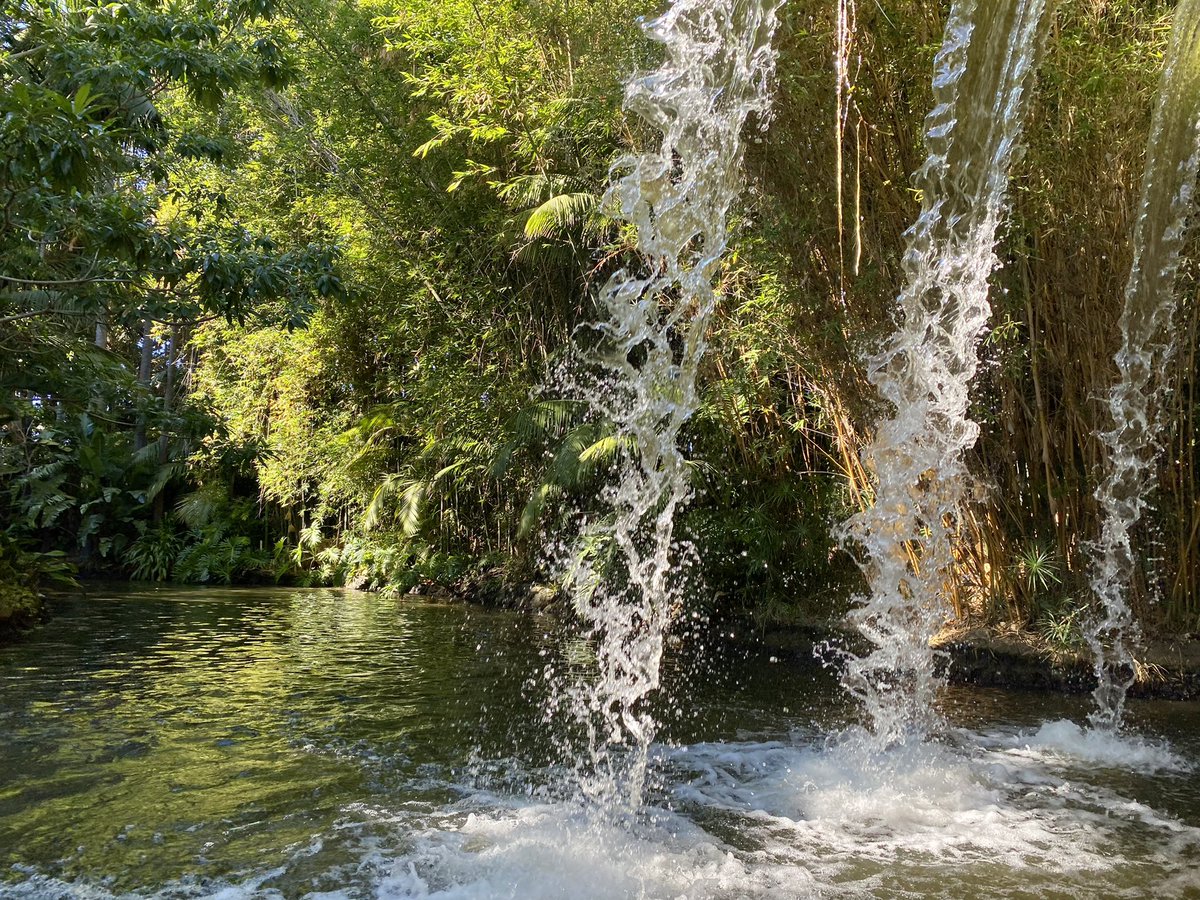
1,587 -> 1197,897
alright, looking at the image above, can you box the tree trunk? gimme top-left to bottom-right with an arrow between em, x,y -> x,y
134,318 -> 154,452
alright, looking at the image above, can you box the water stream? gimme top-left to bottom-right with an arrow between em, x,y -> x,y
1088,0 -> 1200,732
556,0 -> 782,814
842,0 -> 1052,746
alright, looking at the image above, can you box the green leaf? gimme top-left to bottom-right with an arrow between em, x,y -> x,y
523,192 -> 599,240
71,84 -> 93,116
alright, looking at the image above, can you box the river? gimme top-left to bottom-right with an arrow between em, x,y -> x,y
1,587 -> 1198,897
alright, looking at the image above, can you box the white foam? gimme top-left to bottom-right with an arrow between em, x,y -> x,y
977,719 -> 1192,774
0,871 -> 289,900
668,738 -> 1096,870
663,728 -> 1200,892
369,800 -> 813,899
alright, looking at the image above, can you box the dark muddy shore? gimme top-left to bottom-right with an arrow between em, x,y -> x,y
932,627 -> 1200,701
750,622 -> 1200,701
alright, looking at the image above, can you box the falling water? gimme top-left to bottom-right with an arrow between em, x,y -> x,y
558,0 -> 782,815
842,0 -> 1052,746
1088,0 -> 1200,732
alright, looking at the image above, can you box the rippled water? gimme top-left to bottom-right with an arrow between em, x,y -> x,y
1,587 -> 1198,897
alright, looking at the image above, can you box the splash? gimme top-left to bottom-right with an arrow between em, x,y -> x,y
553,0 -> 783,815
842,0 -> 1052,746
1087,0 -> 1200,732
981,719 -> 1191,774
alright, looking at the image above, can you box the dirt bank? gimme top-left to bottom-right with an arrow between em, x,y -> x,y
746,620 -> 1200,700
933,627 -> 1200,700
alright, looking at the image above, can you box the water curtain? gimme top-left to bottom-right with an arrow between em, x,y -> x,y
843,0 -> 1052,746
1088,0 -> 1200,732
563,0 -> 782,814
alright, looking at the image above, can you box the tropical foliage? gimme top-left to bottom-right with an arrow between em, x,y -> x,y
2,0 -> 1199,639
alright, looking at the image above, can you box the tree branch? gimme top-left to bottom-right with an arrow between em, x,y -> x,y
0,274 -> 134,287
0,308 -> 93,326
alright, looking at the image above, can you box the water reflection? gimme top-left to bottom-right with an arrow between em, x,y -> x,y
0,589 -> 554,891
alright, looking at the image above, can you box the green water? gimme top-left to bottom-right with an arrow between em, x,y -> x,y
1,588 -> 558,892
1,587 -> 1198,898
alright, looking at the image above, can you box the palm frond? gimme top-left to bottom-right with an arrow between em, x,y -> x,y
523,192 -> 600,240
577,433 -> 633,471
492,400 -> 587,479
175,488 -> 219,528
518,482 -> 563,539
364,473 -> 412,531
144,460 -> 185,503
496,173 -> 586,208
397,478 -> 428,537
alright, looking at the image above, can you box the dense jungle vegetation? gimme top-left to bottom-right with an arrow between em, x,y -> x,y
2,0 -> 1197,642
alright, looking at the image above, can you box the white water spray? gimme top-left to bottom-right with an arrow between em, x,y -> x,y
843,0 -> 1052,746
1088,0 -> 1200,732
559,0 -> 782,814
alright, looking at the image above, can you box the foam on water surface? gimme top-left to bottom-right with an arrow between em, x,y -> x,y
367,800 -> 804,899
7,728 -> 1199,900
664,730 -> 1200,895
976,718 -> 1193,774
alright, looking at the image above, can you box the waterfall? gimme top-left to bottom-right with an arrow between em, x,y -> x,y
842,0 -> 1052,746
560,0 -> 782,814
1088,0 -> 1200,732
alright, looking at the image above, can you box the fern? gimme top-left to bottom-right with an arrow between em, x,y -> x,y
126,525 -> 182,581
175,488 -> 221,529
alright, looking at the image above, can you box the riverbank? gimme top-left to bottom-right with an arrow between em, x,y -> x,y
9,575 -> 1200,700
358,575 -> 1200,702
932,626 -> 1200,701
746,620 -> 1200,701
456,576 -> 1200,701
0,583 -> 42,638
